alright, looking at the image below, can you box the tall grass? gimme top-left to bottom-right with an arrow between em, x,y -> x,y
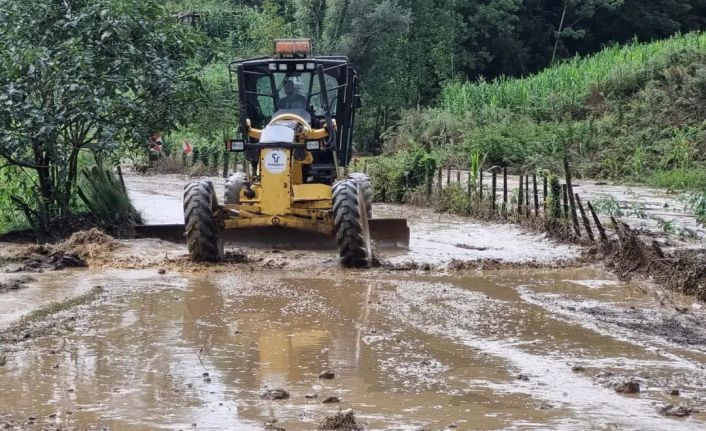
441,32 -> 706,117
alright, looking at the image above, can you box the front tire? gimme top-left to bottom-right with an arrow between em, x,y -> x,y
184,180 -> 223,262
348,172 -> 373,219
333,179 -> 372,268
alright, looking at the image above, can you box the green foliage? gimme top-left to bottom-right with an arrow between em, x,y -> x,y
625,202 -> 648,219
388,32 -> 706,188
434,183 -> 470,216
591,195 -> 623,216
0,0 -> 200,234
0,167 -> 32,233
647,166 -> 706,190
689,192 -> 706,227
548,175 -> 562,219
442,32 -> 706,118
366,147 -> 438,203
78,167 -> 142,227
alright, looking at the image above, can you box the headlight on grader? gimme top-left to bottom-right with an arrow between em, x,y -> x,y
306,140 -> 320,151
226,139 -> 245,152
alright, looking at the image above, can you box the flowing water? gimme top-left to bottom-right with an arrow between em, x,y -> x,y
1,265 -> 705,430
0,173 -> 704,430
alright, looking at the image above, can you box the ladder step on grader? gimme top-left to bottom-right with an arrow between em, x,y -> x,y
182,39 -> 409,267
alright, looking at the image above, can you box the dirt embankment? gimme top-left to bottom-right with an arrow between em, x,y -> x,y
1,228 -> 119,272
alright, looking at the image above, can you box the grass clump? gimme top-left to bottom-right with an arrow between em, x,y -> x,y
77,167 -> 141,237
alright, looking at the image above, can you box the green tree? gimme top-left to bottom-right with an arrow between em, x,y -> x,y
551,0 -> 624,63
294,0 -> 412,150
0,0 -> 200,233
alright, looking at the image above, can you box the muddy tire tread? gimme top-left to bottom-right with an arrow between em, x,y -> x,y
333,179 -> 370,268
183,180 -> 222,262
348,172 -> 373,218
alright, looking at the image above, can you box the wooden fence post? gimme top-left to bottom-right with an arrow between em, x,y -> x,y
479,170 -> 483,200
542,175 -> 548,213
533,174 -> 539,216
575,194 -> 594,242
587,201 -> 608,242
564,156 -> 581,237
456,169 -> 461,184
525,175 -> 530,217
437,167 -> 442,191
223,151 -> 230,178
446,167 -> 451,187
562,184 -> 569,219
492,171 -> 497,211
518,174 -> 524,215
467,169 -> 472,200
503,168 -> 508,217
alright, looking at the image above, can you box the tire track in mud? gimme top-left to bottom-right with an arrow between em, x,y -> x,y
373,277 -> 706,430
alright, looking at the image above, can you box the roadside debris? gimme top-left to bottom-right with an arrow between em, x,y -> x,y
265,419 -> 286,431
319,370 -> 335,379
259,388 -> 290,401
614,380 -> 641,394
658,404 -> 697,417
317,409 -> 363,431
13,252 -> 87,272
0,275 -> 35,293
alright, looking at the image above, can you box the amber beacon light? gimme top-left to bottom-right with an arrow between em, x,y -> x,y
274,38 -> 311,57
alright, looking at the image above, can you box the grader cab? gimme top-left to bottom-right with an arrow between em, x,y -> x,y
182,39 -> 409,267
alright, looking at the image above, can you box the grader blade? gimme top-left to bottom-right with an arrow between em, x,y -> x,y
369,218 -> 410,248
135,218 -> 409,250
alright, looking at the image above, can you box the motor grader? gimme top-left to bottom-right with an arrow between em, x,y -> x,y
182,39 -> 409,267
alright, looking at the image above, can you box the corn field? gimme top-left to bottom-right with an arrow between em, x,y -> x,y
441,32 -> 706,117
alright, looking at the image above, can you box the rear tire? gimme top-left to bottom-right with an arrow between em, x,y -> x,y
348,172 -> 373,218
184,180 -> 223,262
224,172 -> 247,205
333,179 -> 371,268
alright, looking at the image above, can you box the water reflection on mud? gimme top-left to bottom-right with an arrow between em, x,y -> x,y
1,266 -> 705,430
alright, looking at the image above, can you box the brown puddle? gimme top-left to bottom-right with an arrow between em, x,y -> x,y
1,267 -> 705,430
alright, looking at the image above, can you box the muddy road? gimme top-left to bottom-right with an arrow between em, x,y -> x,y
1,173 -> 705,430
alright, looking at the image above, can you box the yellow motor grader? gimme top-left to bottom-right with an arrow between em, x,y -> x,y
182,39 -> 409,267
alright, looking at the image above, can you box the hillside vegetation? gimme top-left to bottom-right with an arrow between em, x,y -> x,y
1,0 -> 705,235
379,32 -> 706,199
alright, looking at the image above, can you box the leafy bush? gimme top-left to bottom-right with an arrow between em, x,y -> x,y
433,183 -> 470,216
366,147 -> 438,203
0,167 -> 32,234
